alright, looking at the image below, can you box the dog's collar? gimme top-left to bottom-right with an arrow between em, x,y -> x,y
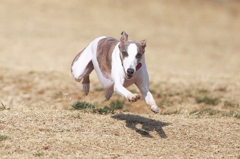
136,63 -> 142,71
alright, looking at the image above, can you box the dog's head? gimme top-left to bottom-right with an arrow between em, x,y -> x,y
118,31 -> 146,80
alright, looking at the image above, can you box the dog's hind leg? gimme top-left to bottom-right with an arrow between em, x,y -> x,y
105,90 -> 114,101
71,46 -> 94,95
82,75 -> 91,95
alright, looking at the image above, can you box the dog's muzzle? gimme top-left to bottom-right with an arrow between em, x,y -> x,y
127,68 -> 134,75
125,63 -> 142,80
126,68 -> 134,79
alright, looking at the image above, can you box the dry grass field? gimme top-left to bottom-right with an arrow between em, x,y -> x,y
1,0 -> 240,158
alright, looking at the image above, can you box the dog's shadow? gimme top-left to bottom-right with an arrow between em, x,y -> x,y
111,114 -> 171,138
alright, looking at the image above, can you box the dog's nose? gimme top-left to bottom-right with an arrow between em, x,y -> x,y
127,68 -> 134,75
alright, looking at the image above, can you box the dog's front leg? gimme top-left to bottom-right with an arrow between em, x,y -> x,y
143,91 -> 159,113
114,82 -> 140,102
136,80 -> 160,113
114,84 -> 140,102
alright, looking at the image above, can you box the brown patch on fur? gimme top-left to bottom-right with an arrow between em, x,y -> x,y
135,41 -> 146,63
97,37 -> 119,79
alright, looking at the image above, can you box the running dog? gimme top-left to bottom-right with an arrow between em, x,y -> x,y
71,31 -> 159,113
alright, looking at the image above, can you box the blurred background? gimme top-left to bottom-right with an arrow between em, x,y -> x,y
1,0 -> 239,76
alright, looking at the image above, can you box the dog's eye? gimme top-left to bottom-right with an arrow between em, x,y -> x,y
136,53 -> 142,58
122,51 -> 128,56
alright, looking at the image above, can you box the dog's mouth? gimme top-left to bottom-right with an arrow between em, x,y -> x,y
124,63 -> 142,80
125,73 -> 133,80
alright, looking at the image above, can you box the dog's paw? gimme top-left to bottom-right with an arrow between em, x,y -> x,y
127,93 -> 140,102
150,105 -> 159,113
82,83 -> 90,95
105,90 -> 113,101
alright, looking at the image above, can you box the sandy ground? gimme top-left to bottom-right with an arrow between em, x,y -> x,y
1,110 -> 240,158
1,0 -> 240,158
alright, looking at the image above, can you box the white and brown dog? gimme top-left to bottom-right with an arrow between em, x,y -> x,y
71,31 -> 159,113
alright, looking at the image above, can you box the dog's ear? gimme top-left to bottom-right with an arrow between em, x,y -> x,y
120,31 -> 128,43
140,39 -> 147,49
